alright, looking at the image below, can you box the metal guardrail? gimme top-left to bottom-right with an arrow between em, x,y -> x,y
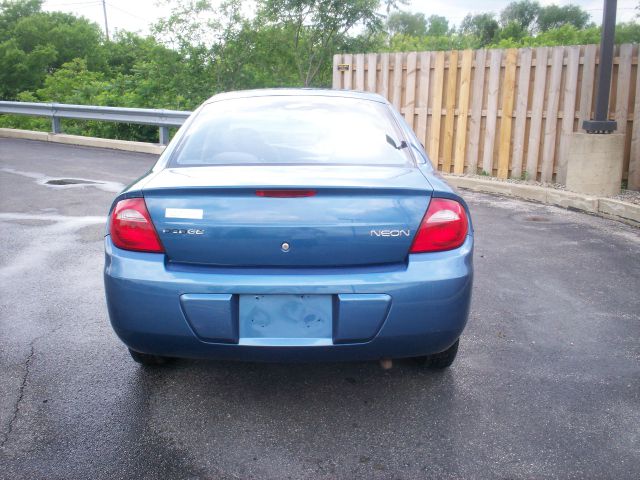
0,101 -> 192,145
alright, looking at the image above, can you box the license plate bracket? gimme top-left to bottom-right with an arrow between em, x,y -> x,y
238,294 -> 332,345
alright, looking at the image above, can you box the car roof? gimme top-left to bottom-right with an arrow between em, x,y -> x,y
203,88 -> 389,105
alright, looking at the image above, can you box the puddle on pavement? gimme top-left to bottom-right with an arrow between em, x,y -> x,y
45,178 -> 100,186
0,218 -> 56,227
523,215 -> 551,222
508,211 -> 570,226
1,167 -> 124,192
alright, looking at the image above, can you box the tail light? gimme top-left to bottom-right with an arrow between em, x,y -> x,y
110,198 -> 164,253
410,198 -> 468,253
256,189 -> 316,198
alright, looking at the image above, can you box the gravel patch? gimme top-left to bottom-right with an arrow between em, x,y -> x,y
464,173 -> 566,190
613,189 -> 640,205
457,174 -> 640,205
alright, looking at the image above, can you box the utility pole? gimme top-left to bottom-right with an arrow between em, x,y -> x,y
102,0 -> 110,41
582,0 -> 617,133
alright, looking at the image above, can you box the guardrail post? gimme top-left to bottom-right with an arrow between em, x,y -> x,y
51,116 -> 61,134
159,126 -> 169,145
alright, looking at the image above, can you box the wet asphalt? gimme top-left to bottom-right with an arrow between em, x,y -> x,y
0,137 -> 639,479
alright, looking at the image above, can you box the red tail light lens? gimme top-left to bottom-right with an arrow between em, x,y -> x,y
410,198 -> 468,253
256,189 -> 316,198
110,198 -> 164,253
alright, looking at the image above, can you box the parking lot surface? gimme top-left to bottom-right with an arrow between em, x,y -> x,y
1,138 -> 639,479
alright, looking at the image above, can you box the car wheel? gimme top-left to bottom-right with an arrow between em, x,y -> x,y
415,340 -> 459,369
128,348 -> 172,366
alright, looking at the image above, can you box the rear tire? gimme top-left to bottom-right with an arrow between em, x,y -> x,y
415,340 -> 459,369
128,348 -> 172,366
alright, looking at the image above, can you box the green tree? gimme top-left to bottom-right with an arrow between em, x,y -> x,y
0,0 -> 106,98
426,15 -> 449,36
615,22 -> 640,44
536,4 -> 591,32
153,0 -> 243,97
0,39 -> 55,98
495,21 -> 527,43
387,11 -> 427,36
0,0 -> 42,35
382,0 -> 408,16
258,0 -> 382,86
35,58 -> 105,101
104,31 -> 163,76
500,1 -> 540,32
491,24 -> 598,48
459,13 -> 500,46
385,33 -> 474,52
155,0 -> 291,93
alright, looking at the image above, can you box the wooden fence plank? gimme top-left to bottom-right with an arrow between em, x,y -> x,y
442,50 -> 459,173
526,47 -> 549,180
392,52 -> 403,109
481,49 -> 502,175
630,51 -> 640,191
404,52 -> 417,129
497,49 -> 518,179
579,45 -> 597,126
379,53 -> 389,98
335,44 -> 637,185
428,51 -> 445,167
466,49 -> 486,174
332,54 -> 342,89
556,45 -> 580,183
366,53 -> 377,92
343,54 -> 353,90
416,52 -> 431,148
355,54 -> 365,90
540,47 -> 564,182
511,48 -> 532,179
453,50 -> 473,174
615,44 -> 633,134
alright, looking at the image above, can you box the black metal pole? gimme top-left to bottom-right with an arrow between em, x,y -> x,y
583,0 -> 617,133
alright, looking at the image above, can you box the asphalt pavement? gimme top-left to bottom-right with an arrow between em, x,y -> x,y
0,137 -> 639,479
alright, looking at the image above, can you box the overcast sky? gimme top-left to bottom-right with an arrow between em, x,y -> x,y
42,0 -> 639,37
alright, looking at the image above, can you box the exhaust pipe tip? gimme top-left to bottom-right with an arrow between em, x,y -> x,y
379,358 -> 393,370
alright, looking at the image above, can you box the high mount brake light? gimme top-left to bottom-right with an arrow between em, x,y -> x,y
110,198 -> 164,253
256,190 -> 316,198
410,198 -> 468,253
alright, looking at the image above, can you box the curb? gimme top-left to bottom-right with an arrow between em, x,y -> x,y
443,174 -> 639,228
0,128 -> 165,155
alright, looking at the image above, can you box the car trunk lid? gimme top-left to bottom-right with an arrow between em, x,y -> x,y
142,165 -> 432,267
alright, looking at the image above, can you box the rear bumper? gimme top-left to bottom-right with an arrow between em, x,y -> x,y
104,235 -> 473,362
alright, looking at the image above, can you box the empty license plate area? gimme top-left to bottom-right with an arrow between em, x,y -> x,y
239,294 -> 332,346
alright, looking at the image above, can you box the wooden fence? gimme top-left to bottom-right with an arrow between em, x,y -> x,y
332,44 -> 639,190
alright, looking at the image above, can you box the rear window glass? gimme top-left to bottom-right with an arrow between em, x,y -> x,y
169,96 -> 413,167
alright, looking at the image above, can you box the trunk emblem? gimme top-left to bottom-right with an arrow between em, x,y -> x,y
281,242 -> 290,252
370,229 -> 411,237
162,228 -> 205,235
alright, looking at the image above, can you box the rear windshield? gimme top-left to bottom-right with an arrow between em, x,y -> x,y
169,96 -> 413,167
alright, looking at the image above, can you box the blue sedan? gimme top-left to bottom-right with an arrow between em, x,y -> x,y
104,89 -> 473,368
